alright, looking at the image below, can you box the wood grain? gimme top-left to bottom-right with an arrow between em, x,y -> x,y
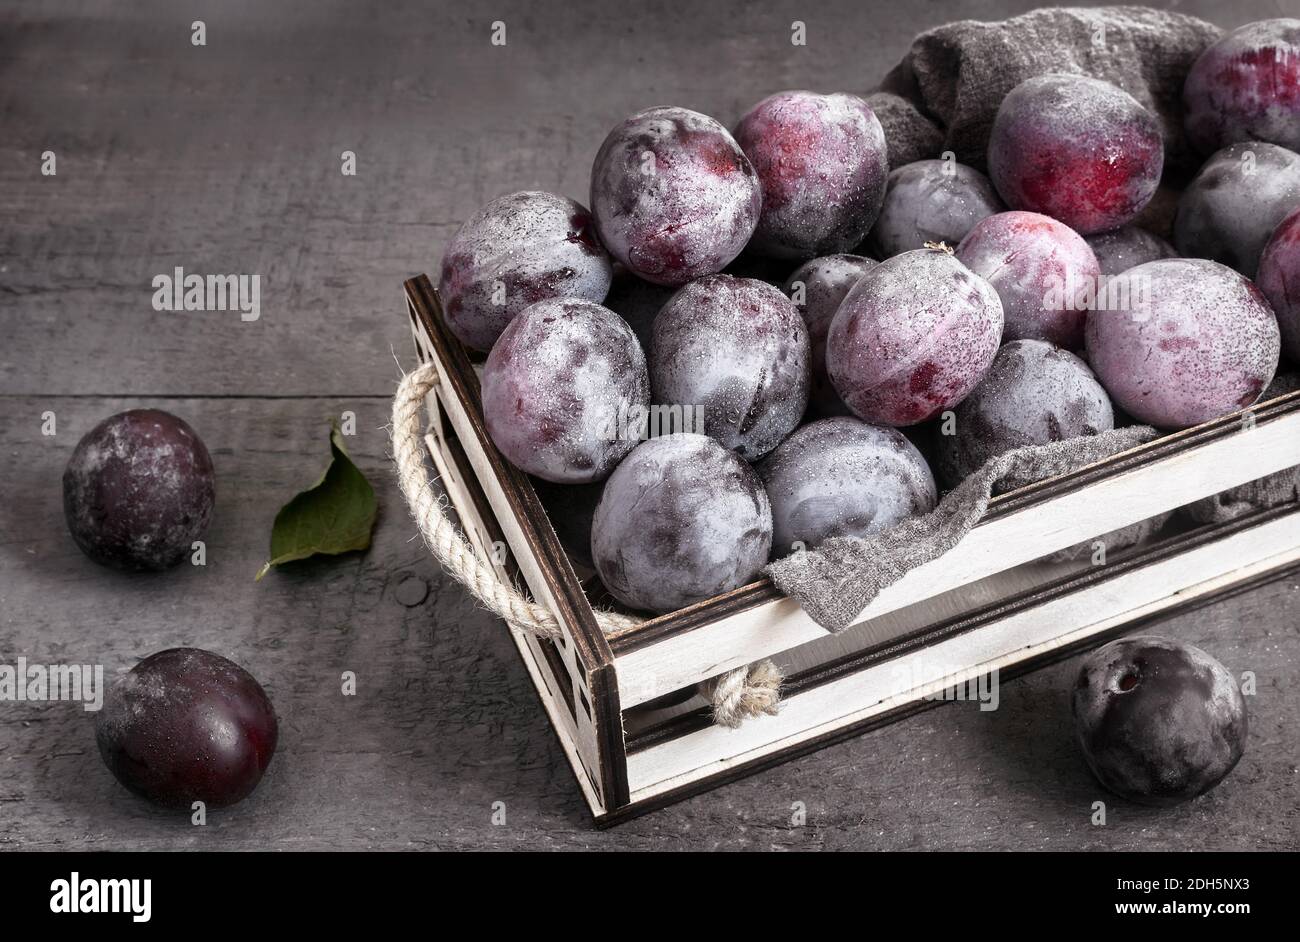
2,0 -> 1297,849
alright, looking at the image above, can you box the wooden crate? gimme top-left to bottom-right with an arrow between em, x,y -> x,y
403,273 -> 1300,826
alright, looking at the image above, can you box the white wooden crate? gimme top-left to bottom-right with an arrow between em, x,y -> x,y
405,274 -> 1300,826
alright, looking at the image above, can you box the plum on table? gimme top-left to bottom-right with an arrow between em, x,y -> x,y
758,416 -> 936,556
988,74 -> 1163,235
1184,19 -> 1300,155
956,211 -> 1100,350
1073,636 -> 1247,806
782,254 -> 877,416
733,90 -> 888,260
650,274 -> 810,460
438,190 -> 612,352
481,298 -> 649,484
1257,204 -> 1300,364
1085,258 -> 1280,430
63,409 -> 215,571
1173,141 -> 1300,278
866,159 -> 1004,259
826,246 -> 1003,427
96,648 -> 278,810
590,433 -> 772,614
935,339 -> 1114,489
590,106 -> 760,286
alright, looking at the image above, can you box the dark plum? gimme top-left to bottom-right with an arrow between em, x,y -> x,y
1184,19 -> 1300,155
1085,225 -> 1177,278
1257,205 -> 1300,363
782,254 -> 877,416
482,298 -> 649,484
988,74 -> 1163,235
438,190 -> 612,352
956,211 -> 1100,350
650,274 -> 810,460
602,266 -> 675,352
590,434 -> 772,614
1173,141 -> 1300,278
866,159 -> 1004,258
590,107 -> 761,286
733,90 -> 888,259
1086,258 -> 1280,430
758,417 -> 936,555
96,648 -> 278,810
826,246 -> 1003,427
935,339 -> 1114,489
63,409 -> 215,571
1073,636 -> 1247,806
532,476 -> 603,571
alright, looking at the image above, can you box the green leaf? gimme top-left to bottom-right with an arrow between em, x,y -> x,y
256,424 -> 378,580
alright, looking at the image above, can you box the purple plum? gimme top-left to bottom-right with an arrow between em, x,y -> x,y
733,90 -> 888,259
956,211 -> 1100,350
481,298 -> 649,483
782,254 -> 877,416
758,417 -> 936,555
1173,141 -> 1300,278
650,274 -> 810,460
590,107 -> 761,286
1073,636 -> 1247,806
1086,258 -> 1280,430
63,409 -> 215,571
438,190 -> 612,352
826,246 -> 1003,427
97,648 -> 278,810
590,434 -> 772,613
935,339 -> 1115,489
1257,204 -> 1300,363
988,74 -> 1163,235
1184,19 -> 1300,156
866,158 -> 1004,258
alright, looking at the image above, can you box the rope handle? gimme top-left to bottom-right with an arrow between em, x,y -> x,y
391,363 -> 781,727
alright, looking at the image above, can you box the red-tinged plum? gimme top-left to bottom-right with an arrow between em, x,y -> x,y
935,339 -> 1114,489
63,409 -> 215,571
96,648 -> 278,810
782,254 -> 877,416
1073,636 -> 1247,806
758,417 -> 936,555
988,74 -> 1163,235
866,159 -> 1004,258
650,275 -> 810,460
733,91 -> 888,259
1173,142 -> 1300,278
1085,225 -> 1177,278
1257,205 -> 1300,363
590,434 -> 772,614
956,211 -> 1099,350
826,246 -> 1003,427
482,298 -> 649,484
1184,19 -> 1300,156
590,107 -> 761,286
1086,258 -> 1280,430
438,191 -> 612,352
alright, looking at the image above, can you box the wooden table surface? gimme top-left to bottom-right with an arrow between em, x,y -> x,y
3,0 -> 1297,850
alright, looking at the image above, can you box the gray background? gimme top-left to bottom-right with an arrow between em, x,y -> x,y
2,0 -> 1297,849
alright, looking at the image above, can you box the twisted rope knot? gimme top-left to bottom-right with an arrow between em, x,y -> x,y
391,363 -> 781,727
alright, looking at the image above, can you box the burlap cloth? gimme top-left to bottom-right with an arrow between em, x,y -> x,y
867,5 -> 1220,182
